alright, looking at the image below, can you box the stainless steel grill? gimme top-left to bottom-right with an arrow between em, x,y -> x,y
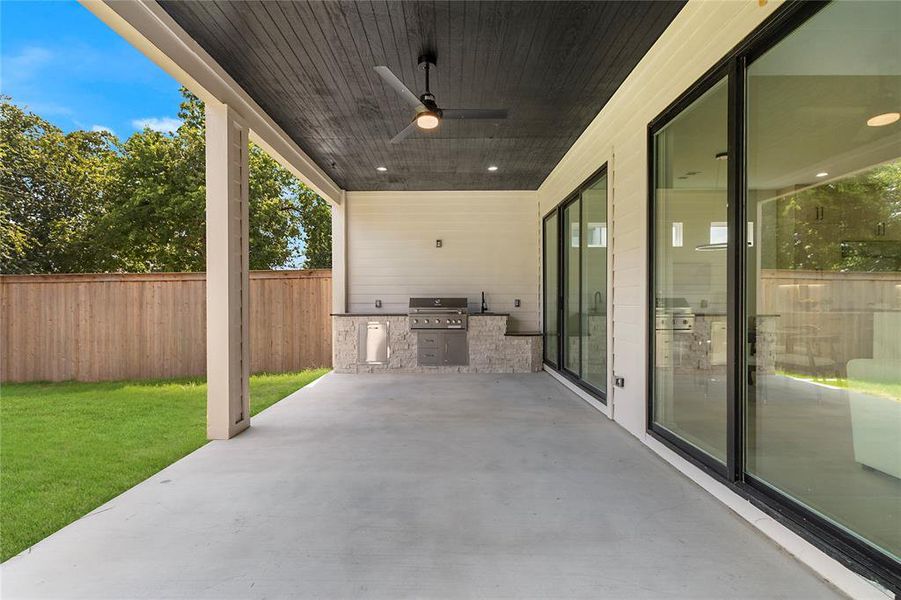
655,297 -> 695,332
408,297 -> 468,330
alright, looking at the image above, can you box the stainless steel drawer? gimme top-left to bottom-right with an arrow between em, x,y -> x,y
417,346 -> 441,366
417,333 -> 441,348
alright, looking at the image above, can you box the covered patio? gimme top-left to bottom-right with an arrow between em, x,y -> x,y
9,0 -> 893,595
2,373 -> 839,599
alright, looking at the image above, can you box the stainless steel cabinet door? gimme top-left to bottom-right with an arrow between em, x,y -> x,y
444,332 -> 468,366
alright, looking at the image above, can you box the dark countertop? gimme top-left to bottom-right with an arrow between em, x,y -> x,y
331,312 -> 511,317
505,331 -> 542,337
331,313 -> 407,317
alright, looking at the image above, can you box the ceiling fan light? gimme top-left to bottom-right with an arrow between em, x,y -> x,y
415,111 -> 440,130
867,112 -> 900,127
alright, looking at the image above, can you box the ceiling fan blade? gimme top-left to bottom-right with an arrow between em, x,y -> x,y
374,66 -> 423,110
441,108 -> 508,120
389,121 -> 418,144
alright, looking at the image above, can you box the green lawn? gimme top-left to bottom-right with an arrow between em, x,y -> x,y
0,369 -> 328,562
778,371 -> 901,402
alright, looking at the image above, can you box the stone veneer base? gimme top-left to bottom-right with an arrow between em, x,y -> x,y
333,315 -> 542,374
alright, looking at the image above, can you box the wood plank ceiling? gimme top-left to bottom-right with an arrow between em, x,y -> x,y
158,1 -> 685,191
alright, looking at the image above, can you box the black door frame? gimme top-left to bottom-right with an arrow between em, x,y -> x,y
543,164 -> 609,403
646,0 -> 899,592
541,210 -> 560,371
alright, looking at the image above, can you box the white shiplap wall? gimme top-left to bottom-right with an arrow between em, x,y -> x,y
537,0 -> 783,438
345,191 -> 540,331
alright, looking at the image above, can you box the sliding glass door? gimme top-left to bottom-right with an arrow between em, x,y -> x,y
581,178 -> 608,393
543,213 -> 559,368
744,0 -> 900,564
563,197 -> 581,374
543,169 -> 609,400
649,0 -> 900,585
650,77 -> 729,465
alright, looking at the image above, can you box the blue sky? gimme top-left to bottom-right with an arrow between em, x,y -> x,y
1,0 -> 182,137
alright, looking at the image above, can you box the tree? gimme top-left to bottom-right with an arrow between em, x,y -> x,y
0,98 -> 118,273
0,89 -> 332,273
296,186 -> 332,269
763,161 -> 901,272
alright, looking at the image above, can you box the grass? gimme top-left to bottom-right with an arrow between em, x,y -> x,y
0,369 -> 328,562
778,371 -> 901,402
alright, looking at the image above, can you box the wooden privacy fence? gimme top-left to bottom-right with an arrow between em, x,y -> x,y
758,269 -> 901,371
0,270 -> 332,383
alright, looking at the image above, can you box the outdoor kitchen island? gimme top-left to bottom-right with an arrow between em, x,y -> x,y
332,298 -> 542,374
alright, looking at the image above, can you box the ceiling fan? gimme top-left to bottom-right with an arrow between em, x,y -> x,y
374,53 -> 509,144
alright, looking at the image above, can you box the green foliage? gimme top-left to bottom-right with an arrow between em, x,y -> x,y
1,90 -> 332,273
763,162 -> 901,272
296,185 -> 332,269
0,98 -> 118,273
0,369 -> 329,561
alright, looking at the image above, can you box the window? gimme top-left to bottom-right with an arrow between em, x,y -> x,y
672,222 -> 683,247
709,222 -> 728,245
587,222 -> 607,248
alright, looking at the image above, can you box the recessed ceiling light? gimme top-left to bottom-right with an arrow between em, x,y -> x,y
487,165 -> 498,172
866,112 -> 900,127
816,172 -> 828,178
376,166 -> 388,172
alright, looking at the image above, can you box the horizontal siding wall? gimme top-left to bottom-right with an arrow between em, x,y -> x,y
537,0 -> 782,436
346,191 -> 539,331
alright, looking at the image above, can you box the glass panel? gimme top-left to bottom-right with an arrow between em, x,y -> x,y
563,198 -> 581,373
652,78 -> 729,462
582,176 -> 607,392
746,0 -> 901,561
544,214 -> 559,365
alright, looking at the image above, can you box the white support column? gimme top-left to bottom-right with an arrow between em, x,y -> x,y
331,190 -> 347,314
330,191 -> 347,367
206,100 -> 250,440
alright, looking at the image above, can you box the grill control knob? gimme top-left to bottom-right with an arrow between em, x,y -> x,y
446,319 -> 450,323
413,319 -> 418,323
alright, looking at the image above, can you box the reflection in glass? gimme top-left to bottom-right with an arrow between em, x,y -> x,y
544,214 -> 559,365
563,198 -> 581,372
582,176 -> 607,392
745,0 -> 900,561
652,78 -> 729,462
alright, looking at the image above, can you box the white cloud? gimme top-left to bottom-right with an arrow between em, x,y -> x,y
91,124 -> 115,135
2,46 -> 54,80
131,117 -> 181,133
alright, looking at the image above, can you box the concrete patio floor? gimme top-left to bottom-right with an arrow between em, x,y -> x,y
2,372 -> 842,599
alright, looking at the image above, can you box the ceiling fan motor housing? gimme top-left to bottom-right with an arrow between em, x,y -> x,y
418,93 -> 440,115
